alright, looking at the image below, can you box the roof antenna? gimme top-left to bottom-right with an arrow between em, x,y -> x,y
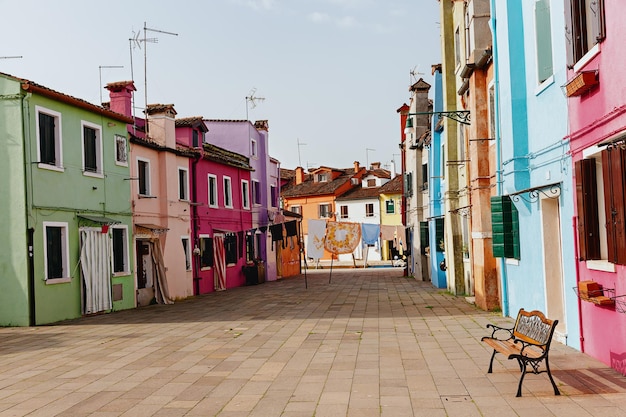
245,88 -> 266,121
410,65 -> 424,84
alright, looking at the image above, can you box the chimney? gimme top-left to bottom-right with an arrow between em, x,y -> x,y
105,81 -> 136,117
353,161 -> 360,173
254,120 -> 269,131
146,104 -> 177,147
371,162 -> 381,170
295,167 -> 305,185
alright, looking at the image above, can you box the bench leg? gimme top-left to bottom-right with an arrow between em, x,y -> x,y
545,358 -> 561,396
487,349 -> 497,373
516,365 -> 527,397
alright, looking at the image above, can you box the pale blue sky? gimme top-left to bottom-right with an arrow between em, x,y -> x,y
1,0 -> 440,170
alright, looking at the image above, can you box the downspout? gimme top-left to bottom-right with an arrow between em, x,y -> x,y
191,152 -> 201,296
572,216 -> 585,352
490,0 -> 509,317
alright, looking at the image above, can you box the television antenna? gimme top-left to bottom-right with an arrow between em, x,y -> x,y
297,138 -> 307,167
245,88 -> 265,120
410,65 -> 424,84
0,56 -> 22,59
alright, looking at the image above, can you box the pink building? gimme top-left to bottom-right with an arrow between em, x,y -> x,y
567,0 -> 626,374
175,118 -> 253,294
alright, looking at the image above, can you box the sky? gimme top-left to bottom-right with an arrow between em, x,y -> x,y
0,0 -> 441,171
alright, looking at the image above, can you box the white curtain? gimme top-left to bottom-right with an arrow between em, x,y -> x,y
80,228 -> 112,314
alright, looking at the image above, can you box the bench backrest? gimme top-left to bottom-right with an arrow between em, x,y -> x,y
513,309 -> 558,347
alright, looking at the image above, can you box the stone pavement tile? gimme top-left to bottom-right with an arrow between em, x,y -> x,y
62,391 -> 124,414
283,401 -> 317,413
380,405 -> 415,417
313,403 -> 349,417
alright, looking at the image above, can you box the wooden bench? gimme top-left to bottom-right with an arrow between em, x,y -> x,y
481,309 -> 561,397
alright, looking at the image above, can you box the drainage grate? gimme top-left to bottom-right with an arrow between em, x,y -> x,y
440,395 -> 471,402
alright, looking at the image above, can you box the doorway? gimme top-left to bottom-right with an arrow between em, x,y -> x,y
541,197 -> 567,343
136,240 -> 156,306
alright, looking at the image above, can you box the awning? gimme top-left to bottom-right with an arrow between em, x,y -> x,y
78,215 -> 121,225
135,223 -> 169,235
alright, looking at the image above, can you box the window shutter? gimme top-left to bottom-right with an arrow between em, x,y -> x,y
419,222 -> 429,255
84,127 -> 97,171
39,113 -> 56,164
435,218 -> 445,252
602,148 -> 626,265
563,0 -> 575,67
535,0 -> 553,82
491,196 -> 520,259
575,159 -> 600,260
590,0 -> 606,43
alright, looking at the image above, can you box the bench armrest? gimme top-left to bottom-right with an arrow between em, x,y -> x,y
513,338 -> 547,356
485,323 -> 514,340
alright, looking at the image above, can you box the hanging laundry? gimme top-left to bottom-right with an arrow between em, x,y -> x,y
380,224 -> 396,242
396,225 -> 407,250
284,220 -> 298,249
259,226 -> 268,233
324,221 -> 361,255
269,223 -> 284,250
307,219 -> 327,260
361,223 -> 380,246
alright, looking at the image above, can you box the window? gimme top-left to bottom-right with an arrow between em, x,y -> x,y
319,203 -> 331,218
181,237 -> 191,270
404,172 -> 414,197
115,135 -> 128,166
576,146 -> 626,264
223,176 -> 233,208
44,222 -> 69,280
208,174 -> 218,208
251,139 -> 258,157
340,205 -> 349,219
192,130 -> 199,148
200,235 -> 213,269
242,180 -> 250,209
367,179 -> 376,187
316,173 -> 328,182
435,218 -> 445,252
82,121 -> 102,175
565,0 -> 605,67
252,180 -> 261,205
178,167 -> 189,201
420,222 -> 429,255
365,203 -> 374,217
454,27 -> 461,68
386,200 -> 395,214
112,226 -> 129,274
225,234 -> 237,265
246,234 -> 255,262
351,178 -> 360,185
36,106 -> 63,170
422,163 -> 429,191
137,158 -> 151,196
270,185 -> 277,208
290,205 -> 301,215
535,0 -> 553,84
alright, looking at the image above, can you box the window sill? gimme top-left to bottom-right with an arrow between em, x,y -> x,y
112,271 -> 130,278
505,258 -> 519,266
201,266 -> 212,271
46,277 -> 71,284
573,43 -> 601,73
83,171 -> 104,179
535,75 -> 554,96
138,194 -> 156,199
586,260 -> 615,273
38,163 -> 65,172
115,161 -> 129,167
208,204 -> 218,209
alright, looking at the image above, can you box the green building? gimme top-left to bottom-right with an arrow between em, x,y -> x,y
0,72 -> 135,325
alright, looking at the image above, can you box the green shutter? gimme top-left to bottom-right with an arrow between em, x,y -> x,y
535,0 -> 553,83
491,196 -> 520,259
435,218 -> 445,252
420,222 -> 429,254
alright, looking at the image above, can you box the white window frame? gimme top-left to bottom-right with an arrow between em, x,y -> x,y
181,236 -> 192,271
115,134 -> 128,166
178,167 -> 189,201
137,157 -> 152,196
111,225 -> 130,276
251,139 -> 258,158
199,234 -> 212,270
319,203 -> 331,219
43,221 -> 70,283
81,120 -> 103,177
365,203 -> 375,217
208,174 -> 218,208
340,205 -> 349,219
223,176 -> 233,208
35,106 -> 64,172
290,205 -> 301,215
241,179 -> 250,210
270,184 -> 277,208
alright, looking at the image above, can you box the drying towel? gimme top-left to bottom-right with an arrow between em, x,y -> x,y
285,220 -> 298,237
307,219 -> 327,259
324,221 -> 361,255
396,225 -> 407,250
361,223 -> 380,246
380,225 -> 396,241
269,223 -> 284,250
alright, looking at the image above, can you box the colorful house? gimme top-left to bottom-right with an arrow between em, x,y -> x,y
335,164 -> 391,263
0,73 -> 135,325
490,0 -> 577,347
566,0 -> 626,373
377,174 -> 404,262
204,120 -> 280,281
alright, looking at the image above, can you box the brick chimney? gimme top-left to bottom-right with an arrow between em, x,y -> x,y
370,162 -> 381,169
254,120 -> 269,131
295,167 -> 305,185
105,81 -> 136,117
354,161 -> 360,173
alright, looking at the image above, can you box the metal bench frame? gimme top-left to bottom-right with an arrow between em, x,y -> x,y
481,308 -> 561,397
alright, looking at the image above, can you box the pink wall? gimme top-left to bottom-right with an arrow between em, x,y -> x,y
569,0 -> 626,374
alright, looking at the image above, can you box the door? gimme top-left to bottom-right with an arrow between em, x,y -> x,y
541,197 -> 567,343
136,240 -> 155,306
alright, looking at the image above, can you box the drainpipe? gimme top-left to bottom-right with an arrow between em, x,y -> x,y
191,153 -> 201,296
572,216 -> 585,352
490,0 -> 509,317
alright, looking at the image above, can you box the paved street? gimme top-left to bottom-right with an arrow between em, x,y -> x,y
1,268 -> 626,417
